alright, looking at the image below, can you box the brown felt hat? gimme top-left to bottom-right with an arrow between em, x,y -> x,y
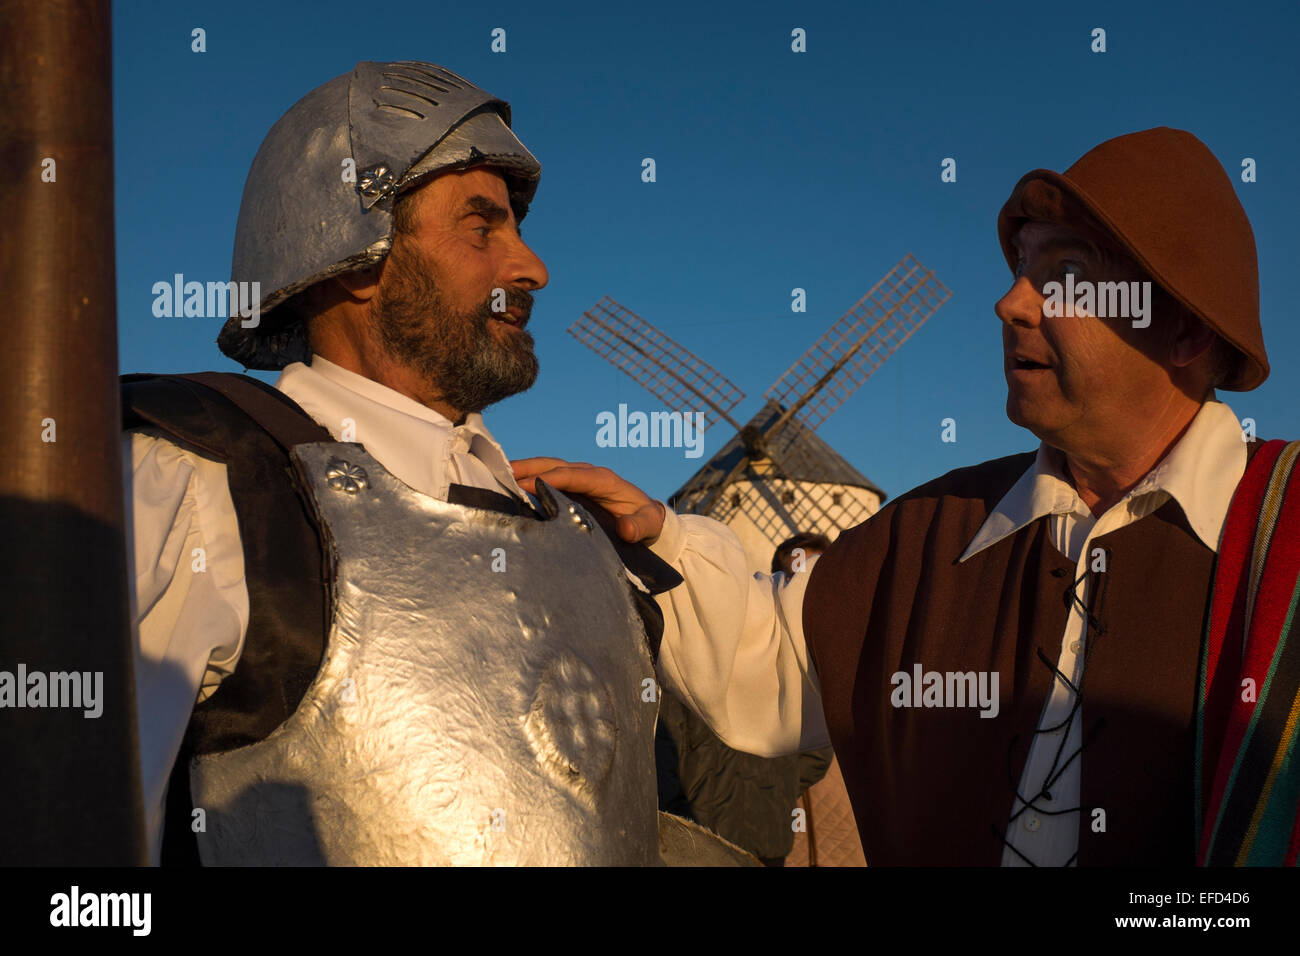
997,127 -> 1268,390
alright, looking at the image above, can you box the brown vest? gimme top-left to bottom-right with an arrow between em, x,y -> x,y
803,446 -> 1261,866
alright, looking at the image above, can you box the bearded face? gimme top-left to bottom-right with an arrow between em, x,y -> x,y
370,235 -> 539,414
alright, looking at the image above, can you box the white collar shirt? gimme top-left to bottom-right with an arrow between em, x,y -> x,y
275,354 -> 531,504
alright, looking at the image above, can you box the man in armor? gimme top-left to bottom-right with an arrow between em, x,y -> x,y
121,60 -> 748,866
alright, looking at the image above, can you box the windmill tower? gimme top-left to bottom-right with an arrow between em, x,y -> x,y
568,254 -> 951,572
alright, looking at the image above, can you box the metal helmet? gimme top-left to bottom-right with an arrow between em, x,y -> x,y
218,60 -> 541,370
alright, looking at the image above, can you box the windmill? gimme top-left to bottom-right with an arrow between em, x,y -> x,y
568,254 -> 952,572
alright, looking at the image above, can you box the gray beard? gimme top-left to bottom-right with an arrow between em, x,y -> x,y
371,247 -> 538,414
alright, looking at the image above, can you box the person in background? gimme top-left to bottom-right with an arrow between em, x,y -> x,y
770,535 -> 868,868
658,532 -> 857,866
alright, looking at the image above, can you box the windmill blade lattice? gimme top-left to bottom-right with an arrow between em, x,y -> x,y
763,253 -> 951,434
568,296 -> 745,431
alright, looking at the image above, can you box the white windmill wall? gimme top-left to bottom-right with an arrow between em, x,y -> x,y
716,480 -> 881,575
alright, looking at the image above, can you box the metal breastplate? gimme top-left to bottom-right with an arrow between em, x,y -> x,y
189,442 -> 661,865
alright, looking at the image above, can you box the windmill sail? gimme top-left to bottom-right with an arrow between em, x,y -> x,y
764,253 -> 952,434
568,296 -> 745,431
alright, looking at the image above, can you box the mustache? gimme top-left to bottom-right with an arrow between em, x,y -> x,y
481,287 -> 535,321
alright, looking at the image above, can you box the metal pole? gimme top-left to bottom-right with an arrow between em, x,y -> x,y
0,0 -> 146,864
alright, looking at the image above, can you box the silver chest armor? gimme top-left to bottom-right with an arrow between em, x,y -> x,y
189,442 -> 662,865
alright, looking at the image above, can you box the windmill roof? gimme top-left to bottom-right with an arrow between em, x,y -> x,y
668,400 -> 888,505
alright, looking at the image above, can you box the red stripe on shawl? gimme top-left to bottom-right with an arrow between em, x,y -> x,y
1199,440 -> 1285,859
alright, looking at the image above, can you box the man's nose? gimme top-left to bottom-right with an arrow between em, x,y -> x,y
995,276 -> 1044,328
504,233 -> 549,291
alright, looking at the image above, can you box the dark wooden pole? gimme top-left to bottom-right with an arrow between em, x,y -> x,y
0,0 -> 146,863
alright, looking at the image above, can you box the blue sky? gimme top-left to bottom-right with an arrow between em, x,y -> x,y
113,0 -> 1300,503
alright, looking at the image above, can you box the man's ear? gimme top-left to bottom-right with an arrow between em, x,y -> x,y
334,263 -> 382,303
1169,314 -> 1216,369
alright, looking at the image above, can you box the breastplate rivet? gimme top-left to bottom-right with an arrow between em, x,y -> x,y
567,504 -> 592,532
326,459 -> 369,494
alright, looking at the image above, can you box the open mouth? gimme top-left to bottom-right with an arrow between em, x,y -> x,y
1006,346 -> 1053,371
491,310 -> 528,330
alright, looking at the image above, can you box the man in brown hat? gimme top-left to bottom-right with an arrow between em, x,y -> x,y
516,126 -> 1300,866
